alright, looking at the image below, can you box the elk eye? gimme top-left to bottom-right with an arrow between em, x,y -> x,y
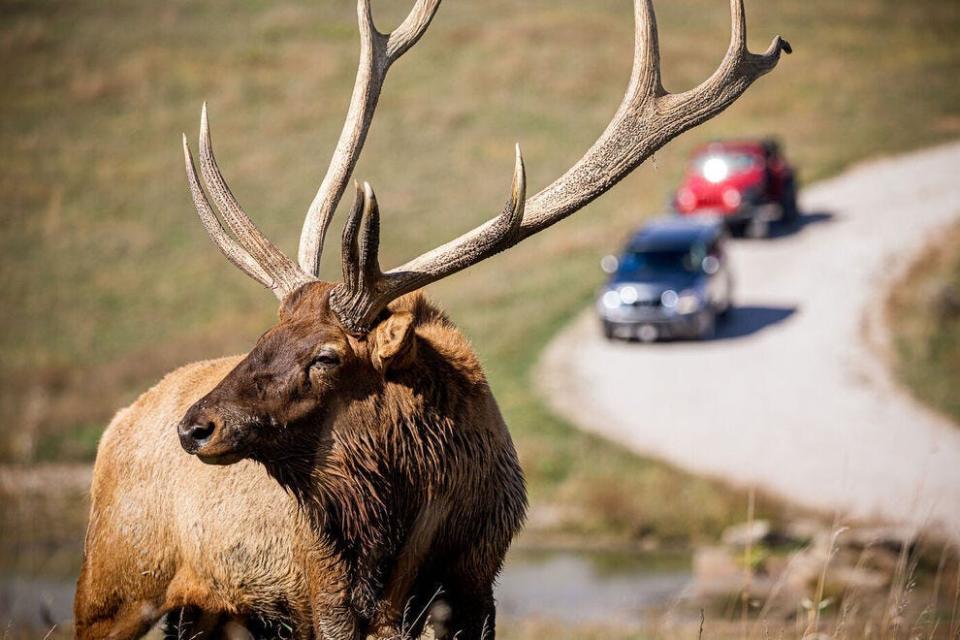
310,351 -> 341,371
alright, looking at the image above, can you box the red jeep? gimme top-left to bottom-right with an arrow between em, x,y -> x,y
673,139 -> 797,237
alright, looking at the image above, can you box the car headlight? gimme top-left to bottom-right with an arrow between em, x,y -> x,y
619,286 -> 639,304
661,289 -> 679,308
722,188 -> 742,209
676,289 -> 704,314
676,188 -> 697,211
601,290 -> 622,309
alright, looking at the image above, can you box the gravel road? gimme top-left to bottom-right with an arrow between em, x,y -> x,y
537,142 -> 960,540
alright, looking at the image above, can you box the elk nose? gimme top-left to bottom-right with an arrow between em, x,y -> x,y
178,411 -> 220,453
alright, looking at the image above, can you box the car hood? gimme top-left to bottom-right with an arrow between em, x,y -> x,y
606,274 -> 703,296
682,168 -> 764,197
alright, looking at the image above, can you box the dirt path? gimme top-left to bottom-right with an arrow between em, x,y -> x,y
537,142 -> 960,540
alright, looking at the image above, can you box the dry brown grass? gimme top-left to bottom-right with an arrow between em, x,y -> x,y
1,0 -> 958,542
498,535 -> 960,640
885,219 -> 960,424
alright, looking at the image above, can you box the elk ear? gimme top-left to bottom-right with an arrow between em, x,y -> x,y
372,311 -> 417,374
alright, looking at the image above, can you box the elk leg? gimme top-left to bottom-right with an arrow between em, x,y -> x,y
379,571 -> 443,640
312,606 -> 363,640
306,550 -> 367,640
432,582 -> 495,640
73,597 -> 164,640
161,607 -> 225,639
74,556 -> 165,640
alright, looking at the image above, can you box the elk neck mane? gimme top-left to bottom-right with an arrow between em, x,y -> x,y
259,289 -> 498,552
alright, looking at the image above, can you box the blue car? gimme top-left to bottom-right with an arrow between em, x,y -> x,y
597,218 -> 733,341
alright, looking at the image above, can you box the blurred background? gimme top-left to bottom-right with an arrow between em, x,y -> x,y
1,0 -> 959,637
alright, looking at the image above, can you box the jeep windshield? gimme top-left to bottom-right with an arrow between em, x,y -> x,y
692,151 -> 761,182
616,248 -> 700,278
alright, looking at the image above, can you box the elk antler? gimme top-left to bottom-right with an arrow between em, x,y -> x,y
297,0 -> 442,277
182,0 -> 788,332
327,0 -> 790,333
183,105 -> 315,299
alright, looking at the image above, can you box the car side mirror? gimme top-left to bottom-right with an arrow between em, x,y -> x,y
601,255 -> 619,274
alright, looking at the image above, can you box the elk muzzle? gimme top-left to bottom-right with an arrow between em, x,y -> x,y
178,402 -> 255,465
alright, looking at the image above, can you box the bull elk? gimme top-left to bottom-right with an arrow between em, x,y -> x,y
74,0 -> 789,638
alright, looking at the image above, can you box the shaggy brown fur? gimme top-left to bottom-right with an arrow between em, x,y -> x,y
75,284 -> 527,640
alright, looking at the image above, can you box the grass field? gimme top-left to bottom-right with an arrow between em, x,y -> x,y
887,219 -> 960,424
2,0 -> 959,542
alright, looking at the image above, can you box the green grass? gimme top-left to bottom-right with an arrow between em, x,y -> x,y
1,0 -> 959,542
887,219 -> 960,424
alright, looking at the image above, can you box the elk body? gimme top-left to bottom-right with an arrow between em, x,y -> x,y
75,1 -> 789,638
74,289 -> 523,640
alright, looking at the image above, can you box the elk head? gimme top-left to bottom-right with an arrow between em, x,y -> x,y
177,0 -> 789,463
177,279 -> 422,465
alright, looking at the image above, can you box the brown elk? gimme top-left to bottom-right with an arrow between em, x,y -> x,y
74,1 -> 789,638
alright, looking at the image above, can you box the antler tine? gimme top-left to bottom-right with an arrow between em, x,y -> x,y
339,181 -> 383,292
330,146 -> 525,335
182,135 -> 276,292
383,0 -> 442,61
197,104 -> 313,298
298,0 -> 443,278
334,181 -> 387,334
627,0 -> 664,100
356,182 -> 382,293
185,104 -> 314,299
339,182 -> 365,293
399,144 -> 526,282
663,0 -> 791,119
329,0 -> 788,334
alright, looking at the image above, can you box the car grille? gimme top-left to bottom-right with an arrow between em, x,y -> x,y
627,298 -> 661,307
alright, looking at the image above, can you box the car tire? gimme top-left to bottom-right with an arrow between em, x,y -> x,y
781,180 -> 799,223
746,217 -> 769,239
602,321 -> 616,340
717,298 -> 733,319
697,312 -> 716,340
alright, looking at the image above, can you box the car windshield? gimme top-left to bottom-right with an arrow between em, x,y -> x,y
617,248 -> 699,277
692,151 -> 761,181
